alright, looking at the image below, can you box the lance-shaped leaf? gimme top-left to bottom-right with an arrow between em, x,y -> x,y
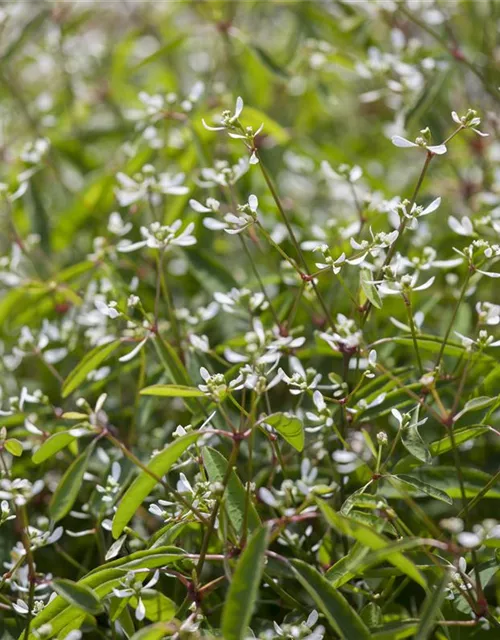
130,622 -> 179,640
361,268 -> 382,309
112,433 -> 200,538
317,500 -> 426,588
221,526 -> 269,640
291,559 -> 371,639
32,431 -> 78,464
52,579 -> 102,615
62,340 -> 121,397
453,396 -> 495,422
50,441 -> 96,522
5,438 -> 23,457
140,384 -> 204,398
262,412 -> 304,452
415,569 -> 452,640
203,447 -> 260,534
390,474 -> 453,504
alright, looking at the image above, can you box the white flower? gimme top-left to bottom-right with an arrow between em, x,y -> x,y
117,220 -> 196,253
448,215 -> 474,236
108,212 -> 133,236
457,531 -> 482,548
202,96 -> 244,132
451,109 -> 488,137
391,135 -> 447,155
95,299 -> 121,319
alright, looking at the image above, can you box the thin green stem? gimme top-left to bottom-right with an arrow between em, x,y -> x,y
435,269 -> 471,370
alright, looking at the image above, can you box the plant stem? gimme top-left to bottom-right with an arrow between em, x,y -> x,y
435,269 -> 471,370
403,292 -> 423,374
256,151 -> 335,330
196,440 -> 240,578
362,151 -> 433,327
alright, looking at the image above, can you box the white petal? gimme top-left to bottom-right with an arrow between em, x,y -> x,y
248,194 -> 258,211
189,199 -> 211,213
421,197 -> 441,216
391,135 -> 418,148
414,276 -> 435,291
234,96 -> 244,118
201,119 -> 225,131
119,338 -> 148,362
203,217 -> 227,230
427,144 -> 447,155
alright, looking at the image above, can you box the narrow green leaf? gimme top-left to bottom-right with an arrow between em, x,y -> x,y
140,384 -> 204,398
202,447 -> 260,535
373,622 -> 419,639
50,442 -> 95,522
52,579 -> 102,615
112,433 -> 200,538
28,547 -> 184,638
429,425 -> 488,456
340,482 -> 373,515
453,396 -> 495,422
361,268 -> 382,309
131,623 -> 178,640
222,526 -> 269,640
152,336 -> 199,413
62,340 -> 121,397
291,559 -> 371,639
390,474 -> 453,505
5,438 -> 23,457
32,431 -> 77,464
263,412 -> 304,452
415,569 -> 452,640
381,466 -> 500,500
317,500 -> 427,588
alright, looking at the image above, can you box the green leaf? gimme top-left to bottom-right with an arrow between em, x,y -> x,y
290,559 -> 371,639
415,569 -> 452,640
32,431 -> 78,464
360,268 -> 382,309
249,44 -> 290,79
152,336 -> 199,414
390,474 -> 453,505
381,466 -> 500,500
262,412 -> 304,452
453,396 -> 495,422
394,425 -> 489,473
50,442 -> 95,522
239,106 -> 291,144
62,340 -> 121,398
140,384 -> 205,398
221,526 -> 269,640
317,500 -> 427,588
5,438 -> 23,457
131,623 -> 178,640
187,249 -> 238,294
28,547 -> 184,638
52,579 -> 102,615
340,482 -> 373,515
401,409 -> 431,464
373,622 -> 419,639
130,590 -> 176,622
112,433 -> 200,538
202,447 -> 261,535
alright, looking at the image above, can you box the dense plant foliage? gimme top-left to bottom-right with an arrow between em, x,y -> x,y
1,1 -> 500,638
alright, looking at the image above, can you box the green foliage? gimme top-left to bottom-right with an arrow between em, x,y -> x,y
0,2 -> 500,639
